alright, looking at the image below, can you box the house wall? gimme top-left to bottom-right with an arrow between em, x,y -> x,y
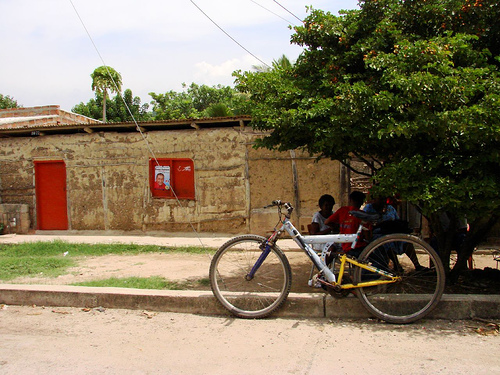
0,126 -> 343,235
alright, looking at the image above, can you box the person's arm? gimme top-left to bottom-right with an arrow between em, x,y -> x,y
324,216 -> 333,226
324,209 -> 340,226
309,222 -> 321,235
324,211 -> 340,233
363,203 -> 374,213
310,213 -> 333,235
389,205 -> 400,220
313,223 -> 336,235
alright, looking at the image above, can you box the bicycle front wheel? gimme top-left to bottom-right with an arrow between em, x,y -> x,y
353,234 -> 445,324
209,235 -> 292,319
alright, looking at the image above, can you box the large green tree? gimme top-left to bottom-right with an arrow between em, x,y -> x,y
235,0 -> 500,279
91,66 -> 123,122
0,94 -> 20,109
149,83 -> 251,120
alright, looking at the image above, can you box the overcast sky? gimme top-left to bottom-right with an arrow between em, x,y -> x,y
1,0 -> 359,111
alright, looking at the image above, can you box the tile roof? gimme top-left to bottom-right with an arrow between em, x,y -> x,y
0,106 -> 252,137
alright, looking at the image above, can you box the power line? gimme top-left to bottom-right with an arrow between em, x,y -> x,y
71,0 -> 159,164
68,0 -> 208,248
272,0 -> 303,23
190,0 -> 271,70
249,0 -> 296,26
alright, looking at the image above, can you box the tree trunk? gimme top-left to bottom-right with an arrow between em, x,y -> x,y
428,212 -> 456,274
102,91 -> 107,122
449,214 -> 499,283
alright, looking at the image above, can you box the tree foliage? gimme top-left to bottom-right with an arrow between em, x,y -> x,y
107,89 -> 151,122
149,83 -> 251,120
91,65 -> 123,122
72,89 -> 151,123
252,54 -> 294,72
73,82 -> 250,122
234,0 -> 500,276
0,94 -> 21,109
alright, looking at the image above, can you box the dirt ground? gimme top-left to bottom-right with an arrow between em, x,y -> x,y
2,236 -> 499,374
5,249 -> 500,294
1,305 -> 499,375
0,306 -> 500,375
6,252 -> 323,293
1,232 -> 499,293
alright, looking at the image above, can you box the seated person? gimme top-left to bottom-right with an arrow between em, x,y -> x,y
310,194 -> 337,235
364,196 -> 427,272
324,191 -> 367,255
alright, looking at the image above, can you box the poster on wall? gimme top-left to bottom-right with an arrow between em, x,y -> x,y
154,166 -> 171,191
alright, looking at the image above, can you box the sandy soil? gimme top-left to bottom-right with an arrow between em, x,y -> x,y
8,253 -> 214,286
0,305 -> 499,375
2,233 -> 499,293
5,251 -> 321,293
4,249 -> 500,294
2,236 -> 499,374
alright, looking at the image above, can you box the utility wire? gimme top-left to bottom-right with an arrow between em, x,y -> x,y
68,0 -> 159,166
249,0 -> 296,26
272,0 -> 303,23
68,0 -> 207,249
190,0 -> 271,70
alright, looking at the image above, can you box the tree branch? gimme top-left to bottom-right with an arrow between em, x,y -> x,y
339,159 -> 372,177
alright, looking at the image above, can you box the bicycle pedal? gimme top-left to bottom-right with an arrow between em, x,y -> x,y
317,277 -> 337,289
308,276 -> 322,288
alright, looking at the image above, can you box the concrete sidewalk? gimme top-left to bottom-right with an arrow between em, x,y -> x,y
1,233 -> 499,321
1,283 -> 499,320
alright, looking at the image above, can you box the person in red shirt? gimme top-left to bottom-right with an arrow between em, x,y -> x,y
325,191 -> 366,253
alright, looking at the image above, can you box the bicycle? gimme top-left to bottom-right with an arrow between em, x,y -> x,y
209,200 -> 446,324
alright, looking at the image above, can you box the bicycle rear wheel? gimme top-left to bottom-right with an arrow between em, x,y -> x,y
353,234 -> 445,324
209,235 -> 292,318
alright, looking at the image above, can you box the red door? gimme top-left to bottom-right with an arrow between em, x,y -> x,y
35,160 -> 68,230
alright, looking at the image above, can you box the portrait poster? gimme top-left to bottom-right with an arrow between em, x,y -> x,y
154,166 -> 171,191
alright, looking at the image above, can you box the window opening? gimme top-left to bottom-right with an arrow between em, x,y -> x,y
150,158 -> 195,199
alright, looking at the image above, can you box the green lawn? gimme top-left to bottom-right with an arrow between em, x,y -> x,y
72,276 -> 210,290
0,240 -> 214,289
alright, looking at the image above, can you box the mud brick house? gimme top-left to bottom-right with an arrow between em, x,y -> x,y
0,106 -> 347,235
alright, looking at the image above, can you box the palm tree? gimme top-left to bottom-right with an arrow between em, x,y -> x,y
252,54 -> 293,72
91,66 -> 122,122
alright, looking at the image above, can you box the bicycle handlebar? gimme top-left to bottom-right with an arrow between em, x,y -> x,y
264,200 -> 294,218
264,200 -> 281,208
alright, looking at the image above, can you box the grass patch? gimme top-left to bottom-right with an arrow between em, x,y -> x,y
0,256 -> 75,280
0,240 -> 215,258
0,241 -> 215,281
72,276 -> 210,290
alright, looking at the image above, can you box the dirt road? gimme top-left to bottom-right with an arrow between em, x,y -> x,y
1,305 -> 499,375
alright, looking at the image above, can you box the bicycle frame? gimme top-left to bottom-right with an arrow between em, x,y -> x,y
260,214 -> 400,289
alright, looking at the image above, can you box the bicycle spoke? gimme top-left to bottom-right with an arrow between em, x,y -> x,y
354,234 -> 445,324
209,235 -> 291,318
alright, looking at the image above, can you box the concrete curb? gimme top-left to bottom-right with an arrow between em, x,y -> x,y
1,284 -> 499,320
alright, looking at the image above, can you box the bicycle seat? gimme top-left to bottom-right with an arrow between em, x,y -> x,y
349,211 -> 381,222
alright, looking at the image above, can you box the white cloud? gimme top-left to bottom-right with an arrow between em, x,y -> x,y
193,55 -> 259,86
